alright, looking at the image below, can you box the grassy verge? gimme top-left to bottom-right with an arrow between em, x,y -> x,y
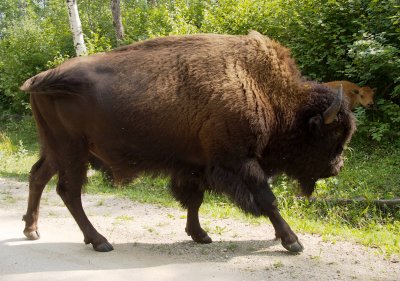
0,115 -> 39,179
1,115 -> 399,257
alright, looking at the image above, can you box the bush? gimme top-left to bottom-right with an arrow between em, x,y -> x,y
0,18 -> 67,112
344,31 -> 400,142
0,3 -> 73,113
354,99 -> 400,143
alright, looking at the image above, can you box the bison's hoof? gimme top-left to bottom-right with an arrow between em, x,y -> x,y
191,233 -> 212,244
282,240 -> 304,253
93,241 -> 114,252
24,230 -> 40,240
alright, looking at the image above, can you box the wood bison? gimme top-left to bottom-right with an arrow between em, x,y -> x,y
21,31 -> 355,253
323,80 -> 375,110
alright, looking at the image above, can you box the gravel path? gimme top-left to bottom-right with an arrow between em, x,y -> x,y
0,178 -> 398,281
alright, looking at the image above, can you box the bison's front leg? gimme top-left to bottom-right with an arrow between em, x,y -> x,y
170,172 -> 212,244
209,159 -> 304,253
184,189 -> 212,244
251,186 -> 304,253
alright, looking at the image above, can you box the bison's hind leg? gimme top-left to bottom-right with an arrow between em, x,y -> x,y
23,156 -> 56,240
170,169 -> 212,244
55,142 -> 113,252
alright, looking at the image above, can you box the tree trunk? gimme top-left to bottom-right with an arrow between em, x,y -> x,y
147,0 -> 157,7
110,0 -> 124,46
18,0 -> 27,15
66,0 -> 87,56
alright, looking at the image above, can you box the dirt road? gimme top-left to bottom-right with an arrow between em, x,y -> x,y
0,178 -> 398,281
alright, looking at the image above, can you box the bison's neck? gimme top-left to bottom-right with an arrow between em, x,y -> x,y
260,97 -> 311,176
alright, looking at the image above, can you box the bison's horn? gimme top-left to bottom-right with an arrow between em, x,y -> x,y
323,84 -> 343,124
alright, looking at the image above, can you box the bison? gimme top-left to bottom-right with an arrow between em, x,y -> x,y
323,80 -> 375,110
21,31 -> 355,253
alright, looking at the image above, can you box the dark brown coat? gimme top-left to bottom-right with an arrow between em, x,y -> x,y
21,31 -> 355,253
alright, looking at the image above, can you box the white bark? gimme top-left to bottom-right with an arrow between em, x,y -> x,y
147,0 -> 156,7
66,0 -> 87,56
18,0 -> 28,15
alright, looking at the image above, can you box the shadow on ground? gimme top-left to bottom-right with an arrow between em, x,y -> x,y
0,237 -> 295,275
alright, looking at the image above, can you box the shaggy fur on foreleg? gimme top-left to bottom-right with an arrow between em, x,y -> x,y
207,159 -> 304,252
206,168 -> 258,215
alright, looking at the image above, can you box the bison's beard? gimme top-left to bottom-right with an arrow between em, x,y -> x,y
294,156 -> 344,197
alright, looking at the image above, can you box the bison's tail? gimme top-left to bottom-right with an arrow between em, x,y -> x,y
20,68 -> 85,97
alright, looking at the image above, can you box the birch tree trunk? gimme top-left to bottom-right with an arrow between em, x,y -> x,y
110,0 -> 124,46
18,0 -> 27,15
147,0 -> 157,7
66,0 -> 87,56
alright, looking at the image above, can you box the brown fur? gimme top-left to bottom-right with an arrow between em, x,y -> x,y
323,80 -> 375,109
21,32 -> 355,253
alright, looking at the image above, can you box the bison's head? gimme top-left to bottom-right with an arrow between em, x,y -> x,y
273,84 -> 356,196
357,86 -> 375,108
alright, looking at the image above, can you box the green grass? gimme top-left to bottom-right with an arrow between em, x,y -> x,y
1,115 -> 399,257
0,115 -> 38,179
317,137 -> 400,200
84,174 -> 177,207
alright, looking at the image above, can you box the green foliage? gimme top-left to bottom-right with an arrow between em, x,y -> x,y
0,115 -> 38,179
0,3 -> 73,112
0,19 -> 52,111
122,0 -> 201,41
346,33 -> 400,87
46,52 -> 71,69
276,1 -> 363,81
369,101 -> 400,142
353,99 -> 400,143
85,30 -> 113,54
343,30 -> 400,141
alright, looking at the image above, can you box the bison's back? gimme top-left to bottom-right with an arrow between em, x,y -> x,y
21,32 -> 302,180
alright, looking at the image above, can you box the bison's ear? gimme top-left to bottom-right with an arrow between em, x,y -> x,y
308,115 -> 323,137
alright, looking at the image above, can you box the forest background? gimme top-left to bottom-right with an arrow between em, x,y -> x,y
0,0 -> 399,256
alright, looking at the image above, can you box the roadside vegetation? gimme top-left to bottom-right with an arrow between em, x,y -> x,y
0,0 -> 399,257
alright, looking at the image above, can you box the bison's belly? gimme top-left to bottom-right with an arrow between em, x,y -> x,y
88,127 -> 206,180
